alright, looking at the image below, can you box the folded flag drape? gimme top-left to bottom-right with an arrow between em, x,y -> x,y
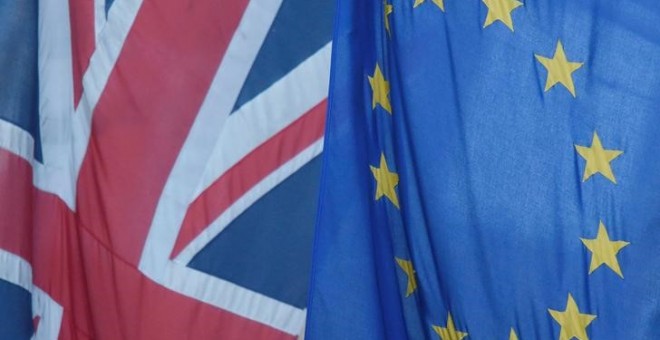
306,0 -> 660,338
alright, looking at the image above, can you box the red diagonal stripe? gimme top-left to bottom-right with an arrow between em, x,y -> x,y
0,149 -> 33,262
32,316 -> 40,336
171,99 -> 327,259
68,0 -> 95,108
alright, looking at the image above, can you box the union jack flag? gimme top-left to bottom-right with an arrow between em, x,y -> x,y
0,0 -> 331,338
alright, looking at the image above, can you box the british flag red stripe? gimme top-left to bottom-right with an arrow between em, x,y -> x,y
68,0 -> 95,108
0,150 -> 34,263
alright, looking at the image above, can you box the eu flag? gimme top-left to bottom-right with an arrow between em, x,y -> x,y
306,0 -> 660,338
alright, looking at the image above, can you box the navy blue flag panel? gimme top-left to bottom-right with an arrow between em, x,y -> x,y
307,0 -> 660,339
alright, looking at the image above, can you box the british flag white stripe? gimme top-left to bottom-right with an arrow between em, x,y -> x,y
164,261 -> 306,335
94,0 -> 106,38
34,0 -> 75,207
31,286 -> 63,340
0,120 -> 34,165
0,249 -> 32,292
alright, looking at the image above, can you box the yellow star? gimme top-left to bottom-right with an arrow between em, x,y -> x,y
575,132 -> 623,184
384,2 -> 393,37
548,294 -> 596,340
432,313 -> 468,340
509,328 -> 519,340
370,153 -> 400,208
581,221 -> 630,278
414,0 -> 445,12
482,0 -> 523,31
535,41 -> 583,97
395,258 -> 417,297
368,64 -> 392,114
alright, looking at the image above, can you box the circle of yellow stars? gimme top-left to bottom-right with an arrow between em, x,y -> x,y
367,0 -> 631,339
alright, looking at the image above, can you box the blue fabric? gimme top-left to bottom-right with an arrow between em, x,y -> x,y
105,0 -> 114,16
0,0 -> 40,161
0,279 -> 33,339
306,0 -> 660,339
189,156 -> 321,308
232,0 -> 334,112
